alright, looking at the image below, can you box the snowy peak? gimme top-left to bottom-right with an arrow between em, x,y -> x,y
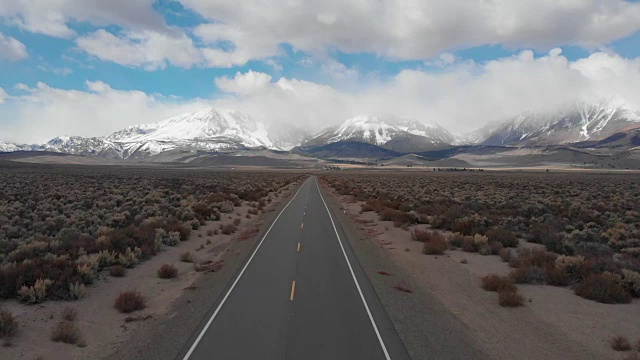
470,99 -> 640,146
304,115 -> 454,152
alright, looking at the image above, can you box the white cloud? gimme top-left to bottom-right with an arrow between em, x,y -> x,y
0,32 -> 28,61
76,29 -> 203,70
0,87 -> 8,104
0,0 -> 166,38
213,50 -> 640,134
180,0 -> 640,65
2,50 -> 640,143
215,70 -> 273,95
0,81 -> 210,143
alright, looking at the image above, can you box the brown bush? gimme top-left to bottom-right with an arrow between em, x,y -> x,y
545,266 -> 571,286
481,274 -> 516,292
574,274 -> 632,304
486,228 -> 519,248
423,237 -> 448,255
51,321 -> 83,346
510,265 -> 547,285
109,265 -> 126,277
610,335 -> 632,351
499,248 -> 513,262
411,228 -> 433,242
497,288 -> 525,307
157,264 -> 178,279
114,291 -> 146,313
221,223 -> 237,235
233,218 -> 241,226
0,310 -> 18,339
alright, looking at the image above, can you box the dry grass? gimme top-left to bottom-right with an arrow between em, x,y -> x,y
497,288 -> 525,307
157,264 -> 178,279
610,335 -> 632,351
481,274 -> 515,292
51,321 -> 84,346
114,291 -> 146,313
422,236 -> 448,255
0,309 -> 18,339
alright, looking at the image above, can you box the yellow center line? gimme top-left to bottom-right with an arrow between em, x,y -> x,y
290,280 -> 296,301
297,242 -> 301,252
301,223 -> 304,229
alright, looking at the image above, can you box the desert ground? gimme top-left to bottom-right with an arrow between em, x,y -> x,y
319,170 -> 640,360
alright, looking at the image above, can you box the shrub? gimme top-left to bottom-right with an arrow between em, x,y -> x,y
109,265 -> 126,277
449,233 -> 469,248
180,252 -> 194,263
221,223 -> 237,235
497,288 -> 525,307
486,228 -> 519,248
481,274 -> 515,292
621,269 -> 640,297
610,335 -> 632,351
499,248 -> 513,262
411,228 -> 433,242
510,265 -> 547,285
0,310 -> 18,338
114,291 -> 146,313
18,278 -> 53,304
423,237 -> 447,255
574,274 -> 632,304
233,218 -> 241,226
51,321 -> 83,346
68,282 -> 87,300
545,266 -> 571,286
157,264 -> 178,279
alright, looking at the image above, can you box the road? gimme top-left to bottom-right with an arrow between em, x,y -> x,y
179,176 -> 410,360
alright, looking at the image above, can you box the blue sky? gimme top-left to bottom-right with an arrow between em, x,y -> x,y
1,0 -> 640,142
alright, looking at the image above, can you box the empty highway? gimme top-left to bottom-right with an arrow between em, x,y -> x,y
179,176 -> 410,360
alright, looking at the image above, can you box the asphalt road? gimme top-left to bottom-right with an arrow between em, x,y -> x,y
179,176 -> 410,360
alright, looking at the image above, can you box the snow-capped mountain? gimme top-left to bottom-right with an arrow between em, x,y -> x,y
0,141 -> 39,152
0,108 -> 308,159
302,115 -> 455,152
470,99 -> 640,146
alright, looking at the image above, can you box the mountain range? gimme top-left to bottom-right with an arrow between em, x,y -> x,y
2,98 -> 640,162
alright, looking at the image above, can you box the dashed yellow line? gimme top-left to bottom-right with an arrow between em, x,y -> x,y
301,223 -> 304,229
290,281 -> 296,301
297,242 -> 301,252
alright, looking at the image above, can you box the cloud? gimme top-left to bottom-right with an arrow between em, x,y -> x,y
179,0 -> 640,65
0,0 -> 166,38
0,33 -> 28,61
76,29 -> 203,70
0,87 -> 8,104
2,49 -> 640,143
213,49 -> 640,134
0,81 -> 210,143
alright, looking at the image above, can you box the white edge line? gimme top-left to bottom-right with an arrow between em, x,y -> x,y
315,178 -> 392,360
182,179 -> 307,360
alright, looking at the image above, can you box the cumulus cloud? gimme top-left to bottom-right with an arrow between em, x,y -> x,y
76,29 -> 203,70
0,0 -> 166,38
180,0 -> 640,65
0,81 -> 210,143
0,33 -> 28,61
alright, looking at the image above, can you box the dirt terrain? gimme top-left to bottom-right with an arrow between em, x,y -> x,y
321,177 -> 640,360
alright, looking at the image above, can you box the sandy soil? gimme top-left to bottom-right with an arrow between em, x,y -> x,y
0,182 -> 300,360
329,190 -> 640,360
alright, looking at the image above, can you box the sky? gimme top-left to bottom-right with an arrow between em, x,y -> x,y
1,0 -> 640,143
